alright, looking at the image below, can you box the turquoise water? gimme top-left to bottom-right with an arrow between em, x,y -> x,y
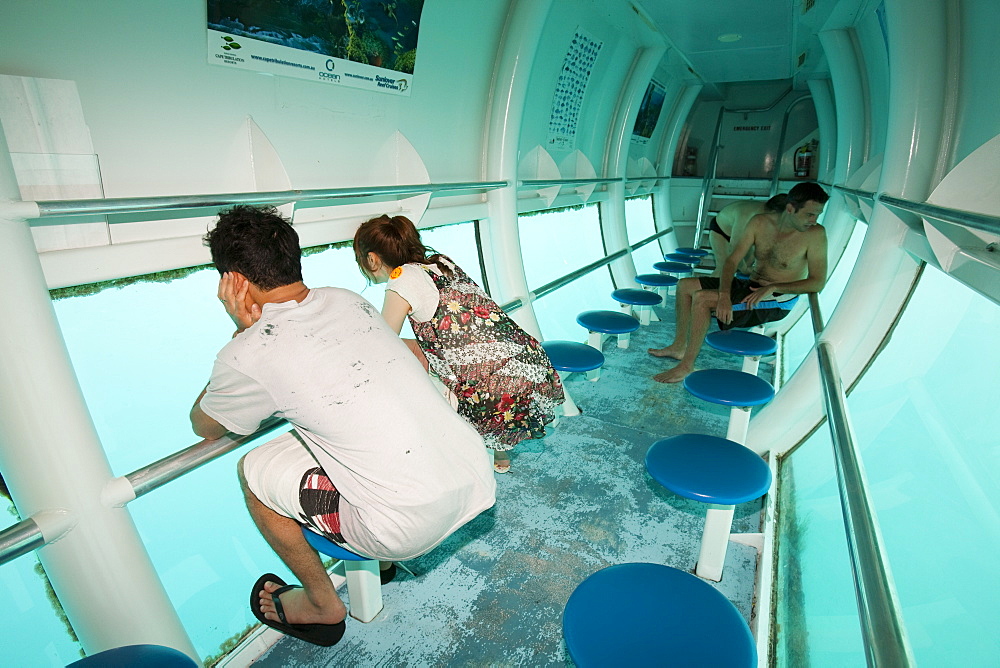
777,266 -> 1000,665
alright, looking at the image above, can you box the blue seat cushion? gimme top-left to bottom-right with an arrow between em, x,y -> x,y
706,330 -> 777,356
645,434 -> 772,504
663,253 -> 697,265
68,645 -> 199,667
541,340 -> 605,373
302,526 -> 373,561
683,369 -> 774,407
634,273 -> 678,288
576,310 -> 640,334
653,261 -> 693,273
611,288 -> 661,306
563,563 -> 756,668
675,247 -> 709,257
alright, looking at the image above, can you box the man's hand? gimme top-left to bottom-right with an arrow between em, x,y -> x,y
716,294 -> 733,325
743,283 -> 776,309
218,272 -> 261,334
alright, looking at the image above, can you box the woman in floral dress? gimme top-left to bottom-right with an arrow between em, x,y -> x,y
353,214 -> 563,473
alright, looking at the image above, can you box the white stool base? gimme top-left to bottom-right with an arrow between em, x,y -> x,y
695,503 -> 735,582
344,560 -> 383,623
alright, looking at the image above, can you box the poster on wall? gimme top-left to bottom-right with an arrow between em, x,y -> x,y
631,79 -> 666,144
546,28 -> 603,151
207,0 -> 424,96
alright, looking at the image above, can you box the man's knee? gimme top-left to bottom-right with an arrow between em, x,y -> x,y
691,289 -> 717,312
677,277 -> 702,295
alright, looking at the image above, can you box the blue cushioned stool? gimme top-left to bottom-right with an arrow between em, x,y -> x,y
541,340 -> 605,420
302,527 -> 384,622
563,563 -> 755,668
706,329 -> 777,376
68,645 -> 198,667
674,246 -> 709,258
684,368 -> 774,445
611,287 -> 661,326
664,252 -> 698,267
576,310 -> 640,354
634,272 -> 677,303
653,261 -> 693,295
646,434 -> 772,582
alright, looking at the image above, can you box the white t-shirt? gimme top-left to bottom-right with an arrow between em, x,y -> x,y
386,261 -> 452,322
200,287 -> 496,560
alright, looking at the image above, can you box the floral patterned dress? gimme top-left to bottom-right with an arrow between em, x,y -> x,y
394,259 -> 563,451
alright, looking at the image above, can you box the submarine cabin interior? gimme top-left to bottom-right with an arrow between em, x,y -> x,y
0,0 -> 998,666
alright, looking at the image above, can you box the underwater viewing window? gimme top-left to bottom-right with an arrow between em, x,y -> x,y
782,218 -> 868,380
518,205 -> 606,290
776,266 -> 1000,665
518,205 -> 617,341
624,195 -> 664,271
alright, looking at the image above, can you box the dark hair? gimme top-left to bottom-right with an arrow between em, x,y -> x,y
203,205 -> 302,291
786,182 -> 829,211
353,214 -> 452,279
764,194 -> 787,212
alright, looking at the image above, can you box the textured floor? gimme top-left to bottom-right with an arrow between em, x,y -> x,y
252,303 -> 772,667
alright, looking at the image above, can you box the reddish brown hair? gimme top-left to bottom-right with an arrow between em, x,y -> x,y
353,214 -> 452,279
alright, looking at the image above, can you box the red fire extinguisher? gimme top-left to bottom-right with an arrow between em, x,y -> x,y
794,142 -> 814,178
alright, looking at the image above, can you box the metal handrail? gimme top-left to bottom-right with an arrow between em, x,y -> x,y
879,194 -> 999,236
770,95 -> 813,197
831,184 -> 877,202
499,226 -> 674,311
0,518 -> 44,566
125,418 -> 288,499
808,293 -> 914,667
27,181 -> 509,218
518,177 -> 622,188
693,107 -> 726,247
624,176 -> 671,182
532,250 -> 629,300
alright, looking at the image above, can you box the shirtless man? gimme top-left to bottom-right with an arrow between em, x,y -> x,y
649,182 -> 830,383
707,200 -> 766,276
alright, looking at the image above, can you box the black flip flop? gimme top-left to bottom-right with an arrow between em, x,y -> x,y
250,573 -> 346,647
380,563 -> 397,585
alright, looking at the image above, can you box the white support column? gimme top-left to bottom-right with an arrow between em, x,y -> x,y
482,0 -> 553,341
818,29 -> 870,183
807,78 -> 838,184
601,45 -> 667,289
0,138 -> 197,658
555,371 -> 582,419
726,406 -> 753,445
343,561 -> 383,623
695,504 -> 735,582
652,84 -> 702,255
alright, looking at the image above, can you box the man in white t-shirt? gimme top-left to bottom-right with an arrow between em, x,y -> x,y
190,205 -> 496,646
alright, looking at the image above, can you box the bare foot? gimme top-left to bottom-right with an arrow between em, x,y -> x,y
258,580 -> 347,625
653,364 -> 693,384
648,345 -> 684,360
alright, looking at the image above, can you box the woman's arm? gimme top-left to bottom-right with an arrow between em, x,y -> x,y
382,289 -> 429,371
381,289 -> 411,334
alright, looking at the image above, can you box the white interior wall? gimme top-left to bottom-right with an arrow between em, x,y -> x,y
0,1 -> 509,196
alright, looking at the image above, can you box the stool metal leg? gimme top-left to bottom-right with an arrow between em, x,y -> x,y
344,560 -> 383,623
617,332 -> 631,349
587,330 -> 603,351
696,503 -> 735,582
